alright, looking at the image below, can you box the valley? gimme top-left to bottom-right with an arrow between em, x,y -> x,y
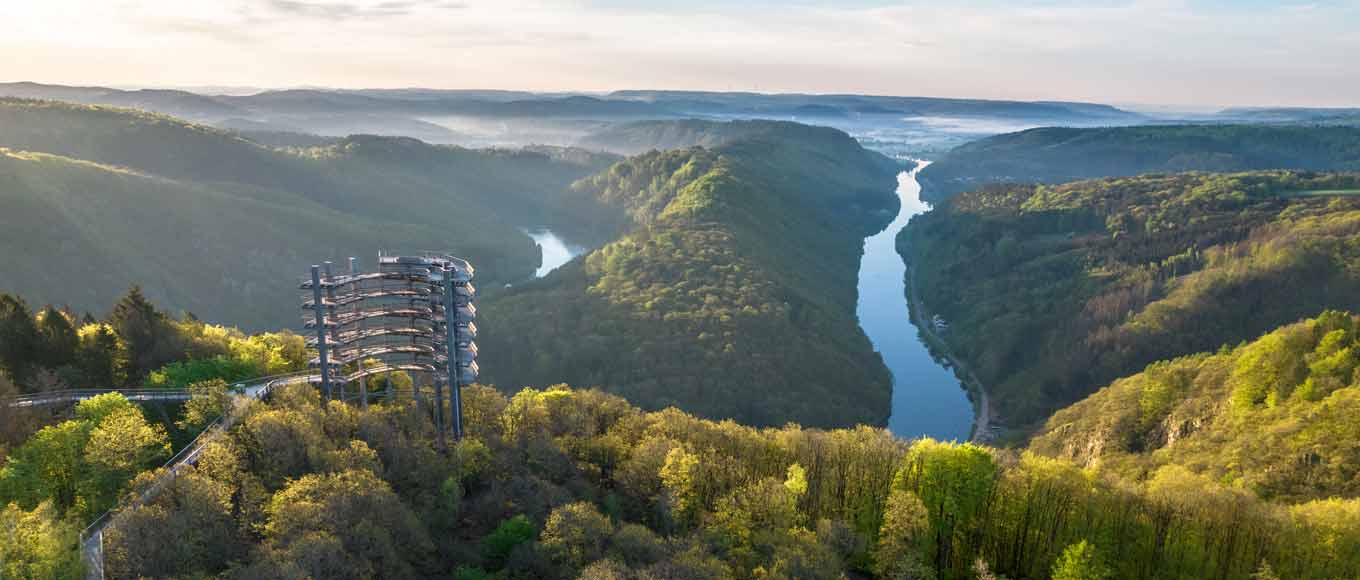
903,170 -> 1360,430
857,163 -> 973,442
4,88 -> 1360,580
5,2 -> 1360,578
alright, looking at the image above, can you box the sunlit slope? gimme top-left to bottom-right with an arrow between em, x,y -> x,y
480,125 -> 903,428
0,149 -> 460,328
1032,311 -> 1360,502
0,99 -> 617,328
904,171 -> 1360,427
0,99 -> 616,234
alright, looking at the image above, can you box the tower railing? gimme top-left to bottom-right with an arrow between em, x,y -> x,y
299,254 -> 477,443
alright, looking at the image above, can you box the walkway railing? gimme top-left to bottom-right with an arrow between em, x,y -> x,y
3,388 -> 192,408
76,371 -> 316,580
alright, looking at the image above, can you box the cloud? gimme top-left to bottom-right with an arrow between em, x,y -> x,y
261,0 -> 465,21
2,0 -> 1356,106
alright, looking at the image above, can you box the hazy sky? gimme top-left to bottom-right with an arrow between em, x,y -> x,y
2,0 -> 1357,107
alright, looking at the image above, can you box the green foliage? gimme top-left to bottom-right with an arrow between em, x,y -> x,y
34,306 -> 77,371
1052,541 -> 1111,580
660,447 -> 702,526
875,488 -> 931,579
454,566 -> 492,580
0,501 -> 83,579
1031,312 -> 1360,501
0,294 -> 40,384
147,355 -> 257,389
102,466 -> 243,579
58,383 -> 1360,580
481,128 -> 901,428
76,322 -> 123,387
0,392 -> 168,520
177,379 -> 233,433
260,469 -> 434,579
894,440 -> 996,577
541,501 -> 614,571
483,514 -> 537,569
0,289 -> 307,391
907,171 -> 1360,425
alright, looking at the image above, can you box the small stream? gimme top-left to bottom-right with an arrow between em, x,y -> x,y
856,163 -> 973,441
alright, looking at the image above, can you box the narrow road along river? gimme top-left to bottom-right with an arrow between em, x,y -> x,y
855,162 -> 973,441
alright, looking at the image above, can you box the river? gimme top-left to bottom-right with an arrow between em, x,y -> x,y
856,162 -> 974,441
525,228 -> 585,278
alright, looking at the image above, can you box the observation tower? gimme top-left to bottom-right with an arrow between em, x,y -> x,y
300,253 -> 478,442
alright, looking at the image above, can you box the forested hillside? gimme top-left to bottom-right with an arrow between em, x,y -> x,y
6,381 -> 1356,579
0,99 -> 614,330
918,125 -> 1360,201
479,127 -> 904,428
1031,311 -> 1360,503
903,171 -> 1360,427
3,282 -> 1357,580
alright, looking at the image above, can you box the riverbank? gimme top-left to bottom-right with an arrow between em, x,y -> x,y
862,164 -> 973,441
905,262 -> 1001,443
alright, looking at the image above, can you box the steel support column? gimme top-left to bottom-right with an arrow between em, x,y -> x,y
446,271 -> 464,440
309,265 -> 332,402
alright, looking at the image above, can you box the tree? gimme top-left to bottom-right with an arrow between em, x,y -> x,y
34,306 -> 78,371
0,420 -> 87,512
0,501 -> 82,579
103,467 -> 243,579
542,501 -> 615,571
0,293 -> 39,385
178,378 -> 232,433
1,393 -> 169,518
0,372 -> 32,459
262,469 -> 433,580
608,523 -> 668,568
484,514 -> 537,569
1051,541 -> 1111,580
894,440 -> 996,575
579,559 -> 632,580
79,397 -> 171,516
76,323 -> 123,388
108,286 -> 175,382
659,447 -> 701,526
876,488 -> 932,580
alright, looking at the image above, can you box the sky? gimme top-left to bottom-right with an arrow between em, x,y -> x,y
1,0 -> 1357,108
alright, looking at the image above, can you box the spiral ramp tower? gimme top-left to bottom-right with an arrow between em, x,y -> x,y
300,254 -> 477,442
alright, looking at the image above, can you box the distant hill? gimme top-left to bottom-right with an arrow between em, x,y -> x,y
903,171 -> 1360,428
1031,311 -> 1360,502
0,147 -> 461,328
609,90 -> 1143,122
0,82 -> 245,121
0,82 -> 1145,148
0,99 -> 614,330
1216,106 -> 1360,125
576,118 -> 868,155
479,122 -> 904,427
918,125 -> 1360,201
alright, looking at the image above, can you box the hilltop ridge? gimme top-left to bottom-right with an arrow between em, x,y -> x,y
0,99 -> 613,329
480,126 -> 905,427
